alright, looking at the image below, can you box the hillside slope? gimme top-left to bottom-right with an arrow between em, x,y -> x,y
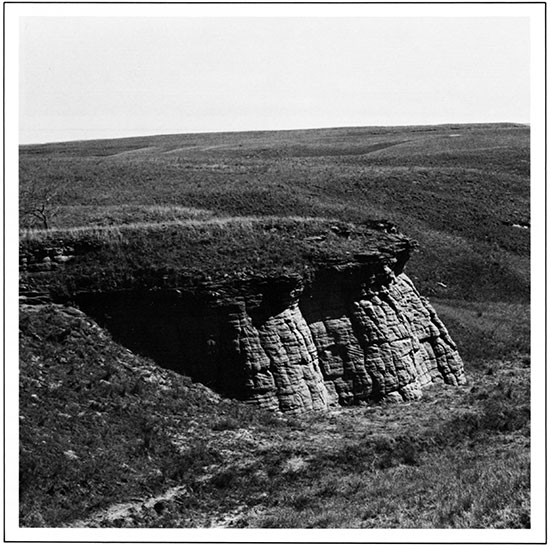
20,123 -> 529,303
20,304 -> 529,528
19,123 -> 531,528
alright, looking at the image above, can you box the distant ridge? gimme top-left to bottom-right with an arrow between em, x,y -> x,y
19,121 -> 528,147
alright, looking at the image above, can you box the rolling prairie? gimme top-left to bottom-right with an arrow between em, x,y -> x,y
19,123 -> 531,528
20,123 -> 529,301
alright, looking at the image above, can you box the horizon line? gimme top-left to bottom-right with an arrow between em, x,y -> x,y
19,120 -> 530,147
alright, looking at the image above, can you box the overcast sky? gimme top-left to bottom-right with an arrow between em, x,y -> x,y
19,17 -> 530,144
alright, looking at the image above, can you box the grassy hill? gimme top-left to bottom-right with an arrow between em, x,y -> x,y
19,123 -> 531,528
20,123 -> 529,303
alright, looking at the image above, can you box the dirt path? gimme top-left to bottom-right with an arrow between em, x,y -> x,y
66,485 -> 189,528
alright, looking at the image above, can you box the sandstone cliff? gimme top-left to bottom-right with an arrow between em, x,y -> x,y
73,265 -> 465,413
20,219 -> 466,412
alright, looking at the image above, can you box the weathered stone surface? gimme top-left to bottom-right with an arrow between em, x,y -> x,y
68,264 -> 465,413
247,304 -> 329,412
178,269 -> 464,412
15,237 -> 451,415
20,220 -> 466,413
298,272 -> 464,409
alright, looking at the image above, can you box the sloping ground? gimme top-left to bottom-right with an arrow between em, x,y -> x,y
19,123 -> 530,303
20,305 -> 529,528
19,304 -> 266,526
18,123 -> 531,529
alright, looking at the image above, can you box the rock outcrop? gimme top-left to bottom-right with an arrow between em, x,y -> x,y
74,264 -> 465,413
20,220 -> 466,412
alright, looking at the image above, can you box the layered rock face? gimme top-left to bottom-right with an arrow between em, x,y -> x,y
76,261 -> 465,413
302,271 -> 465,409
22,220 -> 465,412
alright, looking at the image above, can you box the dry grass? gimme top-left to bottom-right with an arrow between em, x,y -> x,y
19,214 -> 329,240
19,304 -> 530,529
26,204 -> 216,231
20,217 -> 409,298
432,299 -> 530,366
19,123 -> 529,303
18,123 -> 531,528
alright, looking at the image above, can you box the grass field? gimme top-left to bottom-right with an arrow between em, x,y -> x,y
20,123 -> 529,302
19,122 -> 531,528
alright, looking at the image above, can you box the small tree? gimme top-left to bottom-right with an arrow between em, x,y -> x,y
20,183 -> 61,230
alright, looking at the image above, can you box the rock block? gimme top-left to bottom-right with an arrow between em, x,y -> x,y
207,271 -> 465,411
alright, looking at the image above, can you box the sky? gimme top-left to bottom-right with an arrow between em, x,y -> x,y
19,16 -> 530,144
